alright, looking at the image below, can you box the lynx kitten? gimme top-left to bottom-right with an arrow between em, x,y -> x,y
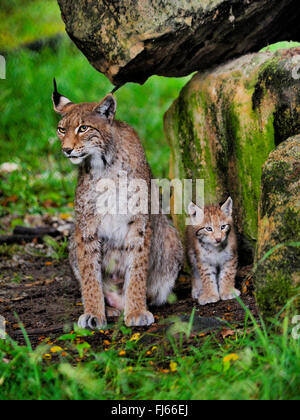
186,197 -> 240,306
52,81 -> 183,329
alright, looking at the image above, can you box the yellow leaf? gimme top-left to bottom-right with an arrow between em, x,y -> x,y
50,346 -> 63,353
130,333 -> 141,342
223,353 -> 239,364
170,361 -> 178,372
119,350 -> 126,356
60,213 -> 72,220
159,369 -> 170,374
43,354 -> 52,360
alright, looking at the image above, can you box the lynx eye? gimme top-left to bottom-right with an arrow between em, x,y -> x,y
57,127 -> 66,135
206,227 -> 213,232
78,125 -> 88,133
221,225 -> 227,230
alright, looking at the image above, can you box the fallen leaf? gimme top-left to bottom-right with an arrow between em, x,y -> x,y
60,213 -> 72,221
1,195 -> 18,206
170,361 -> 178,372
130,333 -> 141,342
50,346 -> 63,353
221,329 -> 236,339
223,353 -> 239,363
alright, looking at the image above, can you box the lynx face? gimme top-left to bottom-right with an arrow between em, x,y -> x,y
52,80 -> 117,165
188,198 -> 233,247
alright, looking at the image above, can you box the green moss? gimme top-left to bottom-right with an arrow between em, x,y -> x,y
256,240 -> 300,318
165,52 -> 300,251
226,102 -> 275,240
255,137 -> 300,319
255,269 -> 299,319
274,106 -> 300,146
260,41 -> 300,52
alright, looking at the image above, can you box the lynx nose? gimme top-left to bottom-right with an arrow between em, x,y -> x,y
216,238 -> 222,243
63,148 -> 73,155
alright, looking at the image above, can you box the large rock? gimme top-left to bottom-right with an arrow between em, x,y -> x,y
255,136 -> 300,318
57,0 -> 300,85
164,47 -> 300,255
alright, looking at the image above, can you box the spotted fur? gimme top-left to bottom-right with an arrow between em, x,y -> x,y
52,87 -> 183,329
186,198 -> 240,306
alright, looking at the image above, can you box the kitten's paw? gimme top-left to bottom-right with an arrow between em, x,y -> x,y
220,288 -> 241,301
106,307 -> 121,318
192,288 -> 201,300
78,313 -> 107,330
198,294 -> 220,306
125,310 -> 155,327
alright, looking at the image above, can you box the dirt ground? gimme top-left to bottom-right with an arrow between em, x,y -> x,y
0,247 -> 258,347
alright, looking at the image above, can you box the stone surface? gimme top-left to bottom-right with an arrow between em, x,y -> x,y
57,0 -> 300,85
164,47 -> 300,257
255,136 -> 300,319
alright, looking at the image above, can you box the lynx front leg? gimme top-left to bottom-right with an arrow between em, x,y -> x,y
124,222 -> 154,327
219,257 -> 240,301
197,264 -> 220,306
75,228 -> 107,329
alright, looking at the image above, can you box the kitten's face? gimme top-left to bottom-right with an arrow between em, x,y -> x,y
188,198 -> 233,247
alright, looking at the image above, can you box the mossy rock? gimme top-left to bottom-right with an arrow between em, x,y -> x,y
57,0 -> 300,85
255,136 -> 300,319
164,48 -> 300,255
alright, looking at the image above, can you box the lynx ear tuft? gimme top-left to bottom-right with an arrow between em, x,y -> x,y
94,94 -> 117,124
221,197 -> 233,217
188,202 -> 204,225
52,78 -> 73,114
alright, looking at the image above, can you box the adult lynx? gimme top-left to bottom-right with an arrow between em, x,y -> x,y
186,197 -> 240,306
52,81 -> 183,329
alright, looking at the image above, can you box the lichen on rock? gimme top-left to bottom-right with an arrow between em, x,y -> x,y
255,136 -> 300,319
164,48 -> 300,259
57,0 -> 300,85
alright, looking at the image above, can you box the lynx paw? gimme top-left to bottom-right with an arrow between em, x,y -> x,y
220,288 -> 241,301
198,294 -> 220,306
125,310 -> 155,327
78,313 -> 107,330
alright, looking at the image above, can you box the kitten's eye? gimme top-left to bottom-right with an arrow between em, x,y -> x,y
58,127 -> 66,135
206,227 -> 213,232
221,225 -> 227,230
79,125 -> 88,133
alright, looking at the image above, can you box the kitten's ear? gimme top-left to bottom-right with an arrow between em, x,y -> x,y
221,197 -> 233,217
94,94 -> 117,124
52,79 -> 73,114
188,202 -> 204,225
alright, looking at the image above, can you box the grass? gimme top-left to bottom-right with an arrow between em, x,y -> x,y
1,0 -> 300,401
0,303 -> 300,400
0,0 -> 64,51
